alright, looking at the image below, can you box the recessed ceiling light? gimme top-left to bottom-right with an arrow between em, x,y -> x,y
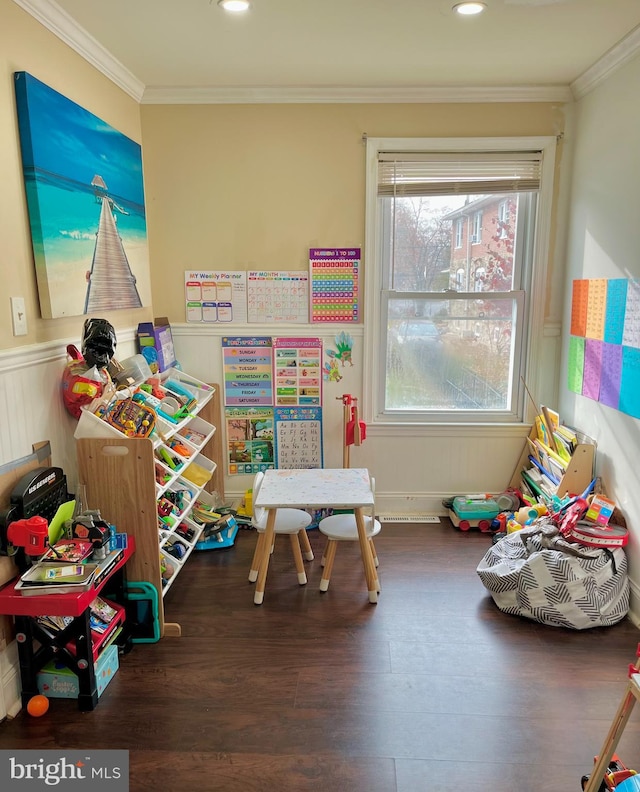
218,0 -> 251,12
452,2 -> 487,15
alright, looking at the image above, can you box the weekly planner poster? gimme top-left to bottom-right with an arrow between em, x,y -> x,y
185,271 -> 247,323
569,278 -> 640,418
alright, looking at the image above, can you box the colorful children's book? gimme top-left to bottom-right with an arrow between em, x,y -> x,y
36,615 -> 74,632
90,614 -> 110,633
40,539 -> 94,563
90,596 -> 118,623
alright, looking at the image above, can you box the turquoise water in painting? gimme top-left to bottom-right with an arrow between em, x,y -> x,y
24,170 -> 148,317
25,168 -> 147,264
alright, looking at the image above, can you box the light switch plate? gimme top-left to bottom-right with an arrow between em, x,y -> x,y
11,297 -> 27,336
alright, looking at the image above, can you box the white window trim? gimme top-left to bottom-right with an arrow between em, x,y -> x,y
363,135 -> 557,428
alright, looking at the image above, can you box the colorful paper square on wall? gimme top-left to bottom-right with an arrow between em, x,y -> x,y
569,278 -> 640,418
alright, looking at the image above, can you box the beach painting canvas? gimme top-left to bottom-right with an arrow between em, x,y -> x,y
14,71 -> 149,318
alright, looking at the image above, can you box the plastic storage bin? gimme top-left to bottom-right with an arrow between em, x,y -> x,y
37,643 -> 119,699
452,496 -> 500,520
450,496 -> 501,532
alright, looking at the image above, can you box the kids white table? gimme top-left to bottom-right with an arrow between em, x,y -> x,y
252,467 -> 378,605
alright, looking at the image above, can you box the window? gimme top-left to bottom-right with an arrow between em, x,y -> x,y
471,211 -> 482,244
455,218 -> 463,249
364,137 -> 556,424
498,199 -> 510,238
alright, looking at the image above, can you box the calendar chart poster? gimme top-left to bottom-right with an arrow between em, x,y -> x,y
275,407 -> 323,469
309,248 -> 360,323
222,336 -> 273,406
247,271 -> 309,323
225,406 -> 275,475
273,337 -> 323,407
185,271 -> 247,323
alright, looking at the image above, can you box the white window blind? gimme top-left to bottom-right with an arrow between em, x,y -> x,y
377,151 -> 542,197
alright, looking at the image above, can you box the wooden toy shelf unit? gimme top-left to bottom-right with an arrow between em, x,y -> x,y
75,375 -> 224,638
510,423 -> 596,504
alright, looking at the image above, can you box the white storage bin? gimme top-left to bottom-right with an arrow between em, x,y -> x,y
176,416 -> 216,451
74,407 -> 124,441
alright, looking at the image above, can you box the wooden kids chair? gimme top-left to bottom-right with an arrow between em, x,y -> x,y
317,475 -> 381,593
248,471 -> 315,586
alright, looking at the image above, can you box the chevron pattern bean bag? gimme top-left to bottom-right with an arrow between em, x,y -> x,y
476,521 -> 629,629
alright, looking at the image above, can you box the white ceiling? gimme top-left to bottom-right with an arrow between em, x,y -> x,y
16,0 -> 640,103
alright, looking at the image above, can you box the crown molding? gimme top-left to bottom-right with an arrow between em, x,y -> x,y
571,23 -> 640,100
28,0 -> 639,106
14,0 -> 573,106
141,84 -> 573,105
12,0 -> 144,101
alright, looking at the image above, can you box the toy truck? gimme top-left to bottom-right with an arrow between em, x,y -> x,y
448,495 -> 501,532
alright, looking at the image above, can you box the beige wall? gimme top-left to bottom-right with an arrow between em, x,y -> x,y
140,101 -> 569,517
141,102 -> 566,321
0,0 -> 152,351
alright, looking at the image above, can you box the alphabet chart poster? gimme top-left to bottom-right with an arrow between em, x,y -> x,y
222,336 -> 273,406
225,406 -> 274,475
568,278 -> 640,418
185,271 -> 247,323
274,406 -> 323,469
247,271 -> 309,323
273,337 -> 323,407
309,248 -> 360,323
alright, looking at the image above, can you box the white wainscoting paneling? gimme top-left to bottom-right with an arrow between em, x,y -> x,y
0,333 -> 137,489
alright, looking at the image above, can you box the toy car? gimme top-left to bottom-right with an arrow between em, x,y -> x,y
447,509 -> 494,532
581,754 -> 638,791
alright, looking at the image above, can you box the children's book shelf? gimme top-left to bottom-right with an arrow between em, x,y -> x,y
76,379 -> 224,639
509,425 -> 596,501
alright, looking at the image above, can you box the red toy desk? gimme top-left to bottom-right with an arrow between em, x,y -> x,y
0,538 -> 135,711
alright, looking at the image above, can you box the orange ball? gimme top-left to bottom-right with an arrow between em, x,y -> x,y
27,694 -> 49,717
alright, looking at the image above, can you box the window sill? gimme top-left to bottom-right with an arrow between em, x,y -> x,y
364,422 -> 533,439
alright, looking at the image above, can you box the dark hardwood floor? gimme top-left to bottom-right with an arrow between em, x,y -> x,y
1,520 -> 640,791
